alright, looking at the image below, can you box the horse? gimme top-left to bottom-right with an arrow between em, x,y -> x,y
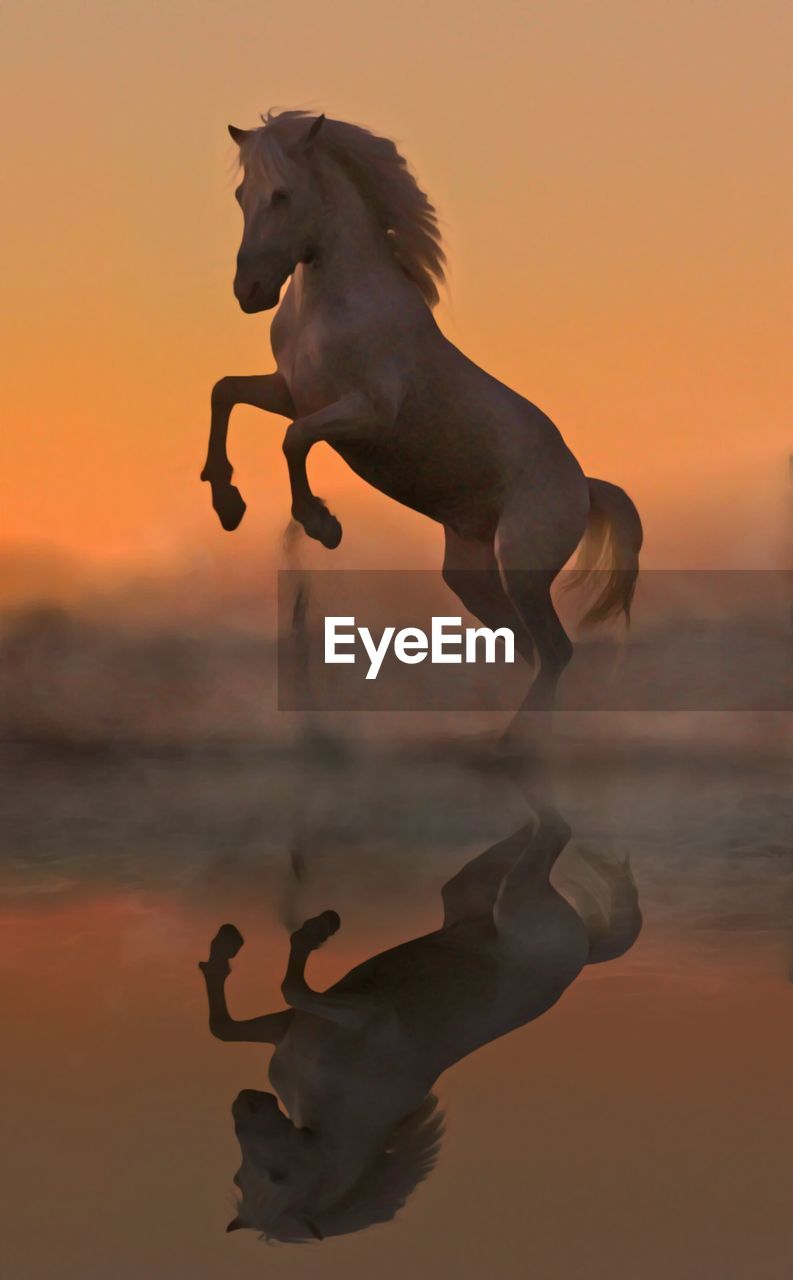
198,804 -> 642,1241
200,110 -> 643,711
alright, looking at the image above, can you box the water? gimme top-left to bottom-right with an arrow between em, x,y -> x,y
2,732 -> 791,1277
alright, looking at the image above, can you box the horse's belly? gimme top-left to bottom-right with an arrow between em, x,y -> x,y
332,438 -> 503,539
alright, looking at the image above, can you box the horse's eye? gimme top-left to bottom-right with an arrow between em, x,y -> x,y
271,188 -> 289,207
269,1170 -> 287,1183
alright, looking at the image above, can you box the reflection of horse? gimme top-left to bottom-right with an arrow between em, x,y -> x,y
199,806 -> 641,1241
201,111 -> 642,710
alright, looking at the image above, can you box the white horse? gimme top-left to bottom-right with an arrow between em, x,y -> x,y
199,806 -> 641,1241
201,110 -> 643,711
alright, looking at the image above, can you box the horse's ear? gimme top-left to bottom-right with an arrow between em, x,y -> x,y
304,1218 -> 324,1240
303,114 -> 325,149
228,124 -> 248,147
226,1217 -> 245,1232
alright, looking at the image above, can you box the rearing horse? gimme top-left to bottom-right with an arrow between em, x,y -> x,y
199,805 -> 642,1241
201,110 -> 643,709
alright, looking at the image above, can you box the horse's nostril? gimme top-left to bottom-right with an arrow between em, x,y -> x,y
247,281 -> 261,305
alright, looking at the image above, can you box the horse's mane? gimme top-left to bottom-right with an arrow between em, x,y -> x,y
238,1095 -> 445,1243
246,109 -> 446,308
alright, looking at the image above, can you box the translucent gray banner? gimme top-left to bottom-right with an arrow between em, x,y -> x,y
277,570 -> 792,712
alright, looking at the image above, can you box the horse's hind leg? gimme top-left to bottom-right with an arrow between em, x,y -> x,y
441,806 -> 570,926
499,568 -> 568,712
442,529 -> 534,665
441,822 -> 538,926
495,484 -> 588,712
493,812 -> 588,968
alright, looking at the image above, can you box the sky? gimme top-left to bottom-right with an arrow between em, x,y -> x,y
1,0 -> 791,598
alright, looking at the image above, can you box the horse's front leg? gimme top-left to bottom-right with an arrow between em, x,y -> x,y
199,923 -> 293,1043
282,911 -> 376,1029
282,392 -> 386,549
201,373 -> 295,531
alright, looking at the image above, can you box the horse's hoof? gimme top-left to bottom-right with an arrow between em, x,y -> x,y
296,502 -> 342,549
210,923 -> 245,959
293,910 -> 341,951
318,513 -> 342,549
211,483 -> 247,531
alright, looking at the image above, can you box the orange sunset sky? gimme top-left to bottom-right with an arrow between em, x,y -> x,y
1,0 -> 791,600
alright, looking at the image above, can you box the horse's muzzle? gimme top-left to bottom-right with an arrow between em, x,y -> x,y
233,1089 -> 281,1121
235,279 -> 281,313
234,251 -> 292,312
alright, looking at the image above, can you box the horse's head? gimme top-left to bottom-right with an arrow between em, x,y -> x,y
227,1089 -> 322,1237
226,1089 -> 444,1243
228,114 -> 326,313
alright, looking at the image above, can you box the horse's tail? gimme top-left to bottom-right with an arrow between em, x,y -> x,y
562,846 -> 643,965
566,478 -> 643,627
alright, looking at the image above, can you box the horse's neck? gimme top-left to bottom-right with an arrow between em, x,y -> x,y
273,1016 -> 425,1148
313,1081 -> 429,1200
300,163 -> 410,309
